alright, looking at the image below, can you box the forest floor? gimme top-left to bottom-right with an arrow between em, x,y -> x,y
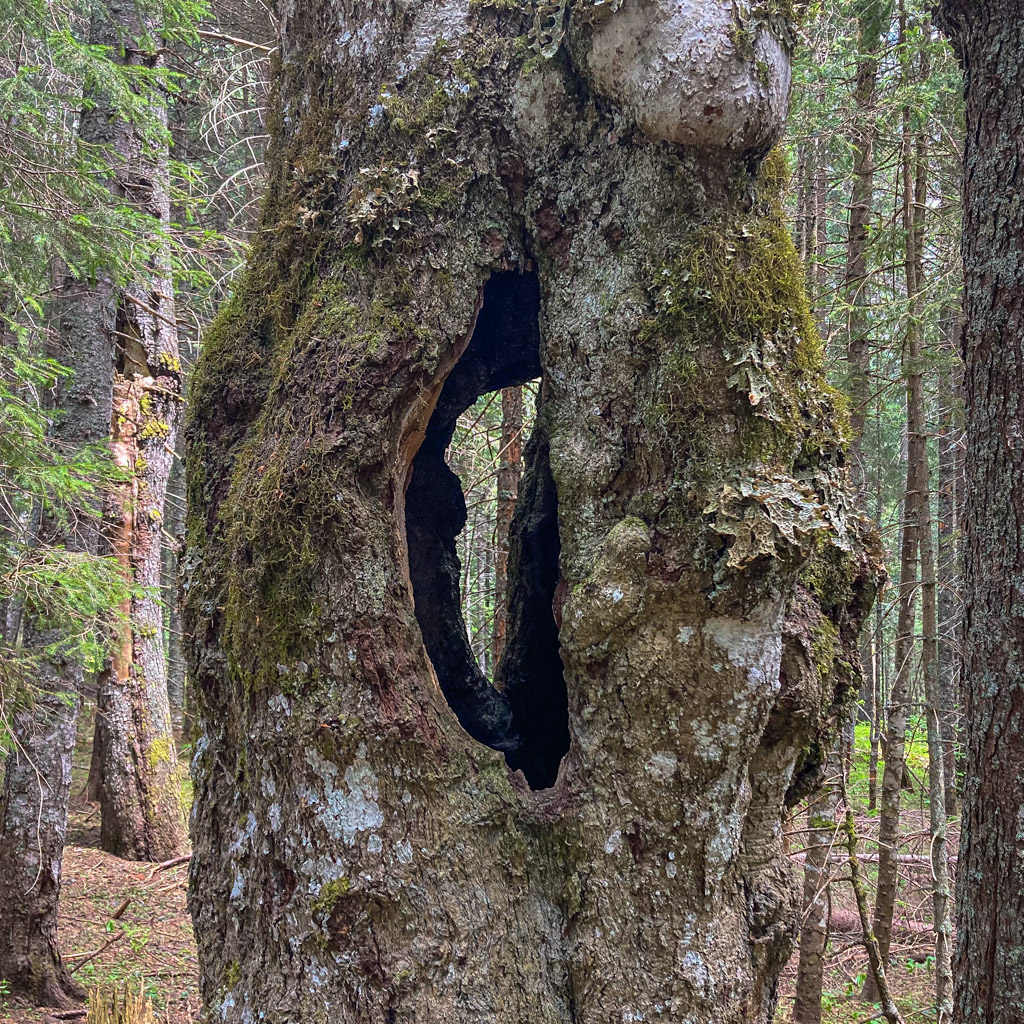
0,711 -> 199,1024
1,719 -> 950,1023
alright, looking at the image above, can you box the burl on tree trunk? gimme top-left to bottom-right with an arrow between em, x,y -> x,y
184,3 -> 877,1022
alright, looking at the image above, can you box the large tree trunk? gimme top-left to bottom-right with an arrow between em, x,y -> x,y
88,0 -> 188,862
184,5 -> 875,1021
0,277 -> 115,1008
938,3 -> 1024,1020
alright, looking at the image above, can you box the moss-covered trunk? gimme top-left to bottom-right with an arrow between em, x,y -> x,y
184,4 -> 875,1021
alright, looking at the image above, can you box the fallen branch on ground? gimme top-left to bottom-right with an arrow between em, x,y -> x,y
68,929 -> 125,972
146,853 -> 190,880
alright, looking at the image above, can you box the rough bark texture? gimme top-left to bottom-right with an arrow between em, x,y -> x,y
939,3 -> 1024,1020
935,355 -> 960,815
0,693 -> 84,1008
184,4 -> 875,1021
165,444 -> 187,734
88,0 -> 188,861
0,265 -> 115,1009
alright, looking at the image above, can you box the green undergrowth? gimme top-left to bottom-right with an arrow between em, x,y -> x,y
846,720 -> 933,814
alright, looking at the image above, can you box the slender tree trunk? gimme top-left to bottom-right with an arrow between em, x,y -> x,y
841,0 -> 890,792
935,354 -> 961,815
492,385 -> 523,669
845,0 -> 890,492
938,4 -> 1024,1020
868,403 -> 884,812
793,755 -> 840,1024
165,432 -> 187,732
918,337 -> 954,1017
184,6 -> 876,1021
87,0 -> 187,861
840,773 -> 905,1024
867,50 -> 928,996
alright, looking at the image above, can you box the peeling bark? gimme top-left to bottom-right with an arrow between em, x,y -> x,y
87,0 -> 188,862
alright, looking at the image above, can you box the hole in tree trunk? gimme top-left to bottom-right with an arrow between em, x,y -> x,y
405,271 -> 570,790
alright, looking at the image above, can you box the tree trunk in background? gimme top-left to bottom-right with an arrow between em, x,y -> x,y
938,4 -> 1024,1020
0,695 -> 84,1008
492,385 -> 523,669
844,0 -> 890,488
868,62 -> 928,997
868,403 -> 885,812
88,0 -> 187,862
183,5 -> 876,1021
793,755 -> 840,1024
842,1 -> 889,785
919,396 -> 953,1019
936,352 -> 960,815
0,273 -> 116,1007
165,443 -> 187,733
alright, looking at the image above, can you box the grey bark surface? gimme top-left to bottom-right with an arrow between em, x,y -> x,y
165,437 -> 187,732
0,693 -> 84,1008
939,3 -> 1024,1020
184,4 -> 876,1022
87,0 -> 188,862
0,244 -> 116,1008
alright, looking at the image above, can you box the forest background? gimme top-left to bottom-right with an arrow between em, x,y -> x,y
0,0 -> 971,1022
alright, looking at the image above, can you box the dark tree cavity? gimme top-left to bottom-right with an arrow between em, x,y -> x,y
405,270 -> 570,788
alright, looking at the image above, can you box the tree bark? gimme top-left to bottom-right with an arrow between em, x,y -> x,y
184,6 -> 875,1021
867,44 -> 928,996
938,3 -> 1024,1020
844,0 -> 890,491
935,352 -> 961,816
919,377 -> 953,1020
492,385 -> 523,669
0,693 -> 85,1008
0,257 -> 115,1011
165,427 -> 187,733
841,0 -> 891,788
87,0 -> 188,862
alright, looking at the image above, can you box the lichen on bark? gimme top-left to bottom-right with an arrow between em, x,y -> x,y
184,3 -> 875,1022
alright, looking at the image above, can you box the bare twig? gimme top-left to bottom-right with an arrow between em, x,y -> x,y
68,929 -> 125,973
